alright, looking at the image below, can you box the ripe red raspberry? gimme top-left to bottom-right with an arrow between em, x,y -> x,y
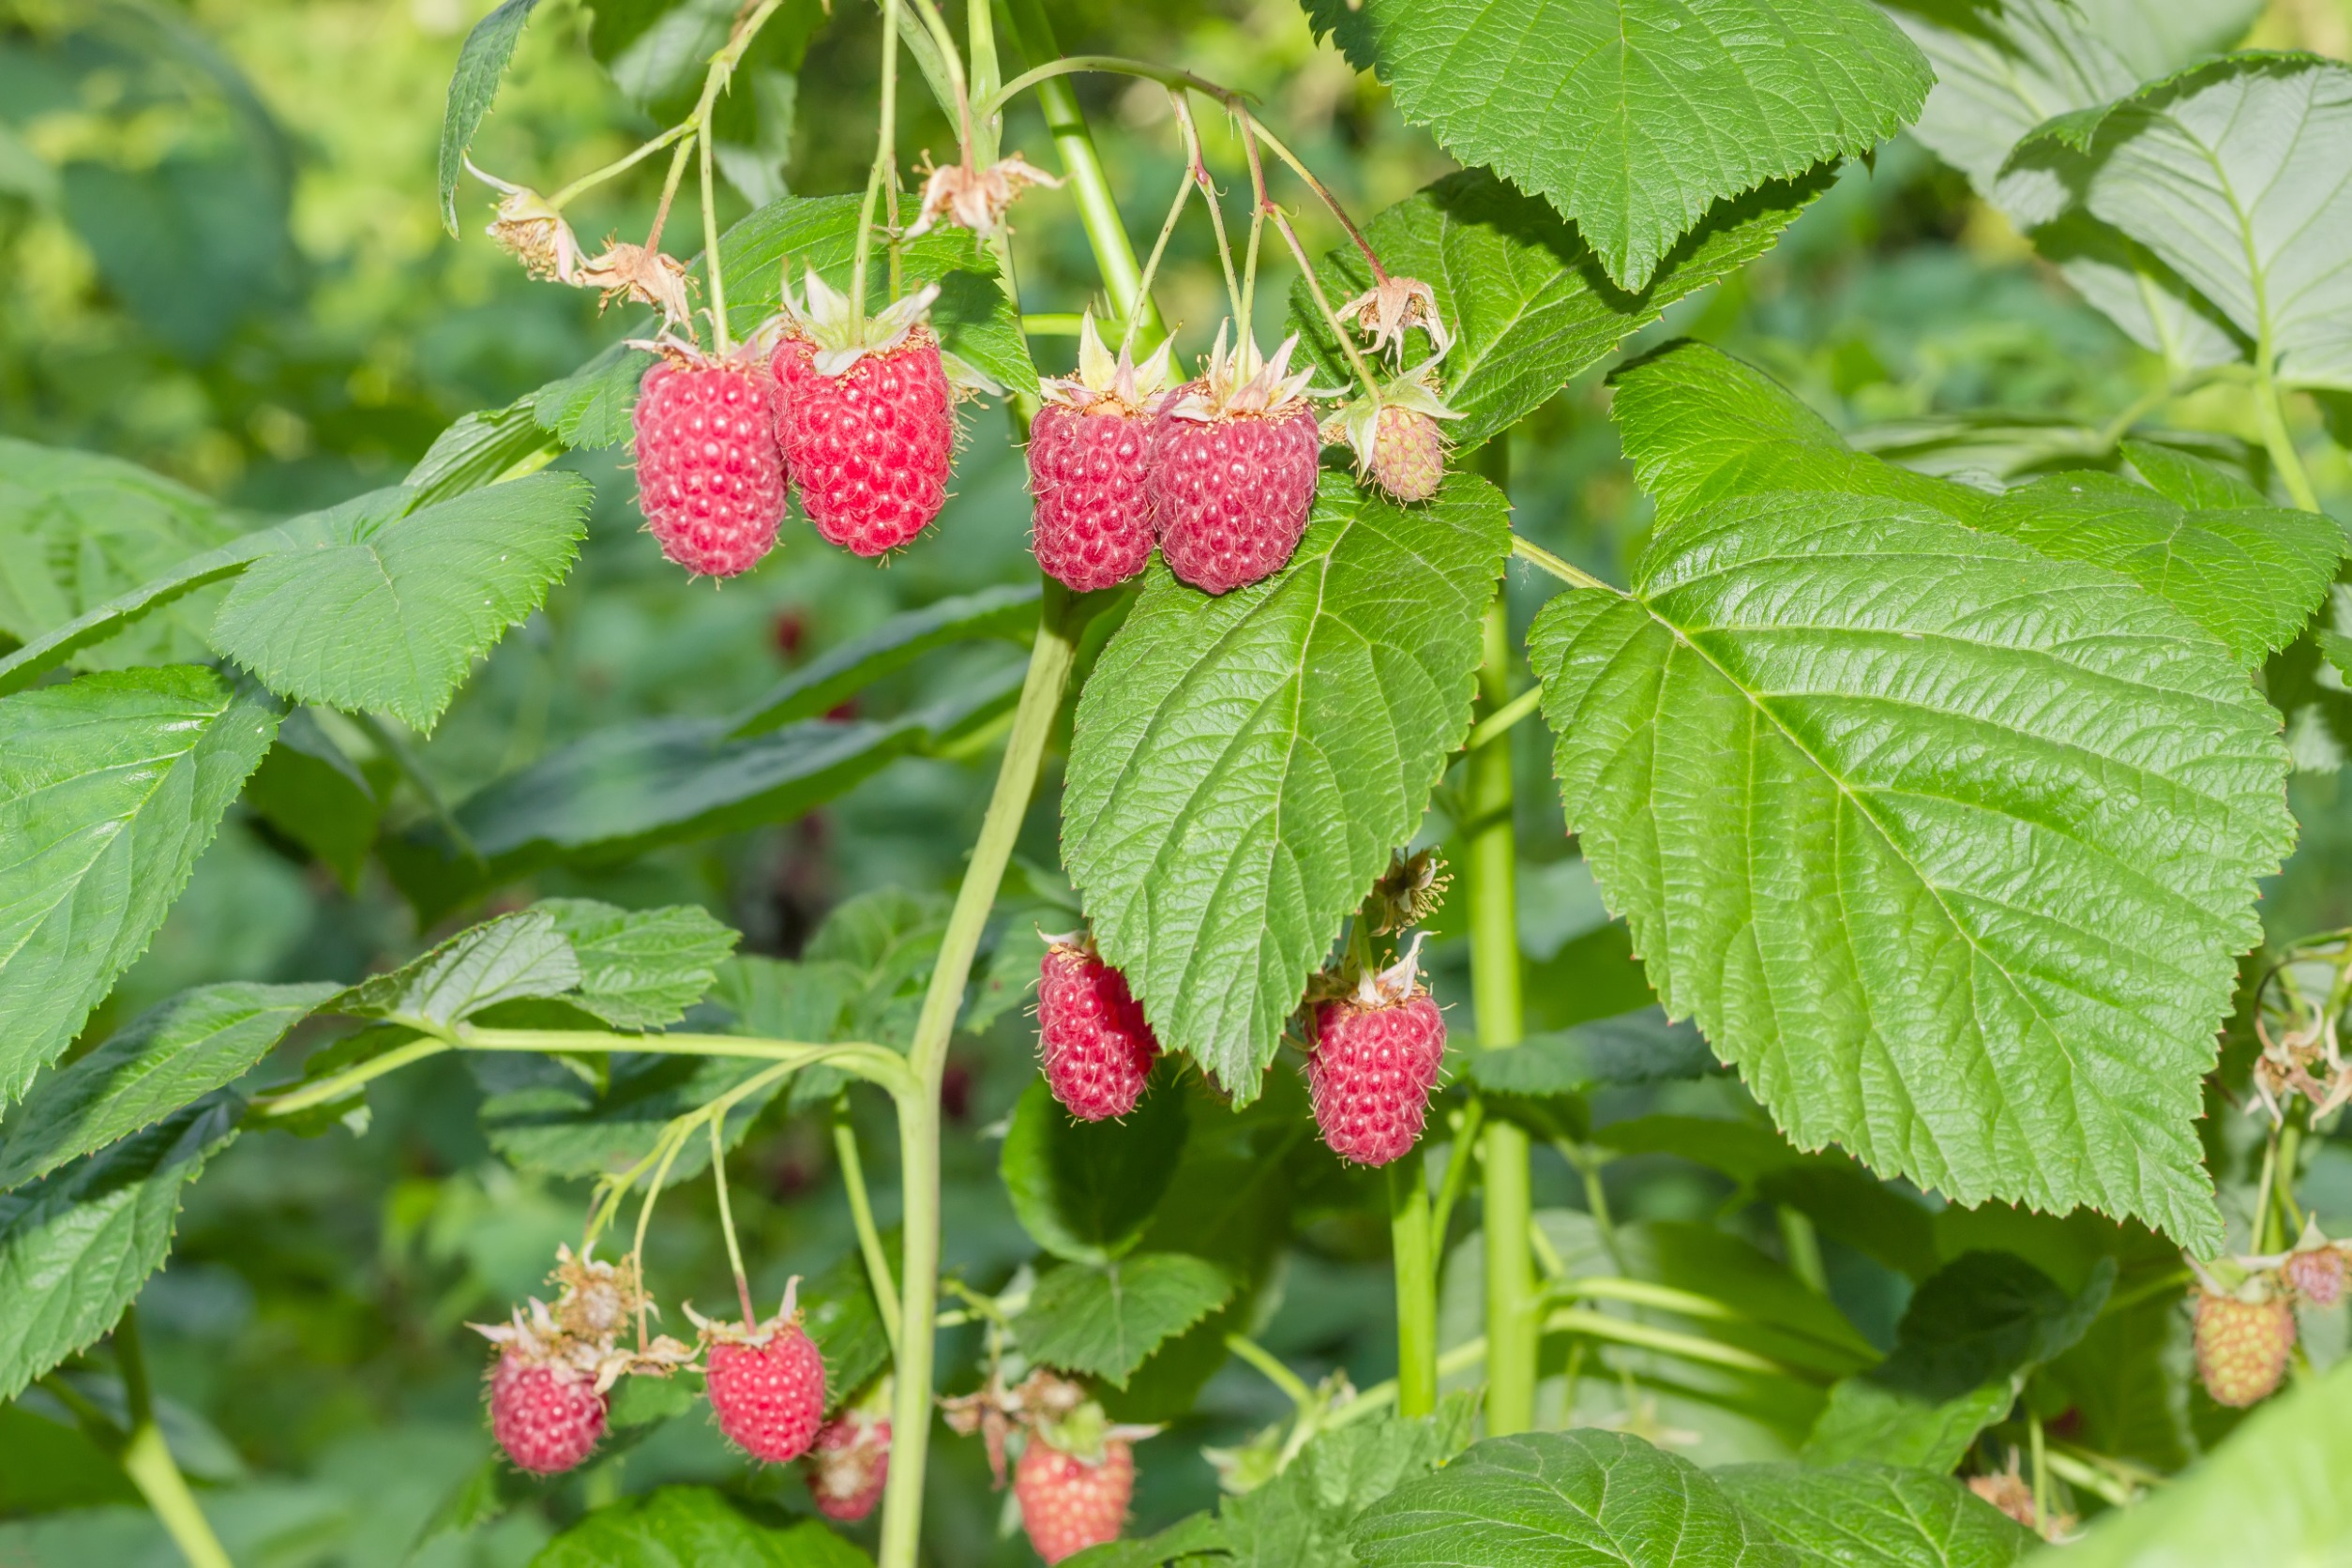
487,1349 -> 607,1475
2285,1244 -> 2345,1307
774,329 -> 954,558
1015,1436 -> 1134,1565
701,1284 -> 828,1463
804,1410 -> 891,1522
1027,314 -> 1175,592
1306,942 -> 1446,1168
631,353 -> 787,578
2194,1285 -> 2296,1407
1037,937 -> 1158,1121
1153,325 -> 1323,596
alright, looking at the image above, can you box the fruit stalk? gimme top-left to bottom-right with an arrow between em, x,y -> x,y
879,583 -> 1093,1568
835,1109 -> 903,1352
114,1309 -> 234,1568
2255,322 -> 2321,511
852,0 -> 903,319
1467,440 -> 1538,1436
1388,1150 -> 1439,1417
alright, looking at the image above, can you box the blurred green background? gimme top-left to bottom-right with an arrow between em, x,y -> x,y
4,0 -> 2352,1562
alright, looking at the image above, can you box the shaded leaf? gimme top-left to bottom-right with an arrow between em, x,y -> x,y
1717,1461 -> 2035,1567
478,1051 -> 777,1184
1015,1253 -> 1233,1387
731,583 -> 1039,737
799,1235 -> 893,1415
1461,1008 -> 1716,1096
1000,1072 -> 1189,1264
532,1484 -> 870,1567
242,708 -> 379,890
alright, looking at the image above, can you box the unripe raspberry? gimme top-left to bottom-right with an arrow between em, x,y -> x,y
1028,404 -> 1155,591
1037,938 -> 1159,1122
776,330 -> 955,557
2285,1244 -> 2345,1307
1967,1470 -> 2036,1530
2194,1286 -> 2296,1407
487,1349 -> 607,1475
631,355 -> 788,578
1367,403 -> 1446,503
701,1287 -> 828,1463
1306,942 -> 1445,1168
804,1410 -> 891,1522
1015,1437 -> 1134,1565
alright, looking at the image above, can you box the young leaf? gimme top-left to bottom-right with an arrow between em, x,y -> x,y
0,981 -> 333,1192
208,473 -> 590,731
1302,0 -> 1931,291
2016,54 -> 2352,391
1001,1074 -> 1189,1265
1294,167 -> 1833,452
730,582 -> 1040,736
242,708 -> 379,890
1063,473 -> 1508,1099
1715,1461 -> 2036,1568
0,665 -> 281,1103
328,909 -> 581,1028
1459,1009 -> 1717,1096
1349,1429 -> 1790,1567
1977,468 -> 2342,666
436,0 -> 545,235
1214,1404 -> 1477,1566
1529,491 -> 2292,1250
404,398 -> 559,505
0,1093 -> 241,1401
535,898 -> 737,1031
1014,1253 -> 1233,1388
532,1485 -> 871,1568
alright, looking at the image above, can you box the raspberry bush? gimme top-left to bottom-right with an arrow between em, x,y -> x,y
4,1 -> 2352,1564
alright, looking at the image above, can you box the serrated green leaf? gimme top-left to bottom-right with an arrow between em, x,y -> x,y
0,438 -> 242,674
798,1237 -> 893,1415
534,340 -> 651,452
1530,486 -> 2292,1248
535,899 -> 737,1031
209,473 -> 589,731
1015,1254 -> 1233,1387
242,708 -> 379,890
478,1050 -> 778,1184
1716,1461 -> 2036,1567
330,909 -> 580,1028
1349,1428 -> 1793,1567
2042,1357 -> 2352,1567
1303,0 -> 1929,291
1805,1253 -> 2112,1470
1063,473 -> 1508,1098
2016,53 -> 2352,391
1460,1009 -> 1716,1096
1610,340 -> 1987,522
1001,1074 -> 1188,1265
1294,168 -> 1832,452
0,1093 -> 241,1401
532,1484 -> 870,1568
1213,1406 -> 1477,1568
0,665 -> 281,1104
405,397 -> 560,505
731,583 -> 1040,736
437,0 -> 544,235
0,981 -> 332,1191
1978,468 -> 2341,666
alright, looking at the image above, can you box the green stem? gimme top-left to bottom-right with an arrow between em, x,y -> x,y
903,0 -> 976,160
354,713 -> 481,867
1264,197 -> 1379,398
2257,340 -> 2322,512
1466,686 -> 1543,751
1509,533 -> 1613,594
1777,1205 -> 1829,1294
852,0 -> 902,320
115,1310 -> 234,1568
549,121 -> 694,209
998,0 -> 1153,329
878,584 -> 1093,1568
1556,1139 -> 1628,1274
2029,1411 -> 2051,1535
1544,1307 -> 1792,1377
710,1119 -> 757,1324
835,1110 -> 902,1353
1173,94 -> 1244,331
2273,1112 -> 2306,1245
1428,1098 -> 1484,1247
976,53 -> 1238,123
1467,441 -> 1535,1436
1225,1334 -> 1317,1411
1388,1149 -> 1438,1419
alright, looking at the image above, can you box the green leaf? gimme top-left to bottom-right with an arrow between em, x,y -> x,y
1716,1462 -> 2035,1568
1349,1428 -> 1792,1567
532,1485 -> 871,1568
2016,53 -> 2352,391
712,952 -> 862,1110
437,0 -> 544,236
1754,1165 -> 1942,1283
1213,1405 -> 1478,1568
405,398 -> 560,505
0,535 -> 274,700
1461,1009 -> 1717,1096
329,909 -> 581,1028
731,582 -> 1040,736
534,341 -> 651,452
1805,1253 -> 2112,1470
242,708 -> 379,890
1977,466 -> 2342,667
0,438 -> 241,673
1063,472 -> 1508,1098
0,1093 -> 241,1401
1001,1073 -> 1189,1264
2044,1356 -> 2352,1567
798,1237 -> 893,1414
1609,341 -> 1988,523
1302,0 -> 1930,291
803,886 -> 950,1048
478,1051 -> 777,1184
1294,167 -> 1832,452
0,666 -> 281,1103
535,899 -> 737,1031
1015,1253 -> 1233,1387
1529,487 -> 2292,1249
0,981 -> 332,1191
208,474 -> 590,731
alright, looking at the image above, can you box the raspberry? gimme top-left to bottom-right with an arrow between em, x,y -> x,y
1037,937 -> 1159,1121
1967,1471 -> 2036,1530
2285,1244 -> 2345,1307
701,1285 -> 828,1463
1153,325 -> 1323,596
487,1349 -> 606,1475
631,354 -> 787,578
1367,404 -> 1447,503
775,329 -> 954,557
1015,1437 -> 1133,1565
1027,314 -> 1175,592
2193,1286 -> 2296,1407
1306,942 -> 1446,1168
804,1410 -> 891,1522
